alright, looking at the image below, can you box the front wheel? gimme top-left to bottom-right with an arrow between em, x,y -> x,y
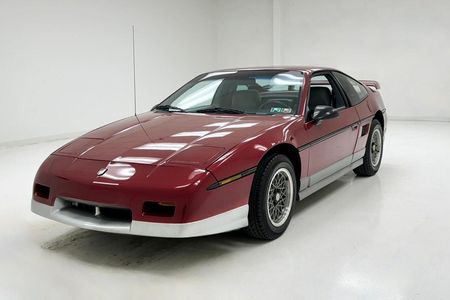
354,119 -> 384,176
244,154 -> 297,240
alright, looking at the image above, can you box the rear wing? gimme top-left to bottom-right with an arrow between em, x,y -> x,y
360,80 -> 381,91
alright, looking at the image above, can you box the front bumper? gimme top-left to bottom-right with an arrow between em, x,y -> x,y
32,198 -> 248,238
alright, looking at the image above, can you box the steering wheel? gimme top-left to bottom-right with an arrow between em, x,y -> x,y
259,100 -> 292,112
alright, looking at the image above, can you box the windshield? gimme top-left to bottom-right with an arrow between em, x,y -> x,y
154,70 -> 304,115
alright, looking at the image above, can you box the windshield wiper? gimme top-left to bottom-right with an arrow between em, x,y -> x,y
195,107 -> 245,114
152,104 -> 186,112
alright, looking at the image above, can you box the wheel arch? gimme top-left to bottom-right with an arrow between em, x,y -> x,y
258,143 -> 301,193
374,110 -> 384,130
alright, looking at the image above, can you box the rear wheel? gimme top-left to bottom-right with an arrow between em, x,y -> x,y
244,154 -> 297,240
354,119 -> 384,176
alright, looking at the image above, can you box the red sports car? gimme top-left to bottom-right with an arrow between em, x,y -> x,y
32,67 -> 386,240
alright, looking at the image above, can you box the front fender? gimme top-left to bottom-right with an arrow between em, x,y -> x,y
206,117 -> 303,181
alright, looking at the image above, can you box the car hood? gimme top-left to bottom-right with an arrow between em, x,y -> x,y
55,111 -> 292,168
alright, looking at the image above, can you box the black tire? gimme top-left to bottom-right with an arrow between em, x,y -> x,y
244,154 -> 297,240
354,119 -> 384,176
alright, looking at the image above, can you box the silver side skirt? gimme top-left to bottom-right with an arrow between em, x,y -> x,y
299,155 -> 364,200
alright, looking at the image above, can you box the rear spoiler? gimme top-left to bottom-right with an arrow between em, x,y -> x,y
360,80 -> 380,91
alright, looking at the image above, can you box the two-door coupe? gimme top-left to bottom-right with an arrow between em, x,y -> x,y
31,67 -> 386,240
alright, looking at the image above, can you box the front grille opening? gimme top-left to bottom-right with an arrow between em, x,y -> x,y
34,184 -> 50,199
71,202 -> 95,215
68,201 -> 132,222
99,207 -> 132,221
142,201 -> 175,217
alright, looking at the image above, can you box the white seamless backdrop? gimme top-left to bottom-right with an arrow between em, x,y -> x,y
0,0 -> 216,144
1,0 -> 449,144
277,0 -> 450,122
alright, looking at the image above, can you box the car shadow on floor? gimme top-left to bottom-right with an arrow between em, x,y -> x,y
40,173 -> 379,274
41,226 -> 265,274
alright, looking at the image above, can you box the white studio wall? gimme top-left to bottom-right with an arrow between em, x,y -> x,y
215,0 -> 273,69
0,0 -> 133,144
215,0 -> 450,121
0,0 -> 216,144
133,1 -> 216,114
276,0 -> 450,121
1,0 -> 449,145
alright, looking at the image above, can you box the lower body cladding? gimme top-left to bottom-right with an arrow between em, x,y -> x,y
299,149 -> 365,199
31,151 -> 365,238
31,198 -> 249,238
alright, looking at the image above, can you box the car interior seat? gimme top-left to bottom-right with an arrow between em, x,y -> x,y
308,87 -> 333,119
231,90 -> 261,112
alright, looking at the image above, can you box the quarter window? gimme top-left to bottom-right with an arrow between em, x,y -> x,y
333,72 -> 368,106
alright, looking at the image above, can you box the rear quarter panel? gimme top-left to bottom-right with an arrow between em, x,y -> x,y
354,87 -> 386,152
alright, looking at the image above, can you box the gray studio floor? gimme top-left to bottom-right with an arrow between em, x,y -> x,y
1,120 -> 449,299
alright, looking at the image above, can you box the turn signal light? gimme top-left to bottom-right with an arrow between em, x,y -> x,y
207,166 -> 257,190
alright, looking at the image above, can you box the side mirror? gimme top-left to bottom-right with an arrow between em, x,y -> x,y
312,105 -> 339,122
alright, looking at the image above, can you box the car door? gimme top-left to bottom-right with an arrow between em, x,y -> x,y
332,71 -> 373,161
302,72 -> 359,188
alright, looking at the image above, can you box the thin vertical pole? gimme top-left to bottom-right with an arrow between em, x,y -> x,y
132,25 -> 137,116
272,0 -> 281,65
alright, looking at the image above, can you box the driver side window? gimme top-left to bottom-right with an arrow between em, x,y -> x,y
307,74 -> 346,120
